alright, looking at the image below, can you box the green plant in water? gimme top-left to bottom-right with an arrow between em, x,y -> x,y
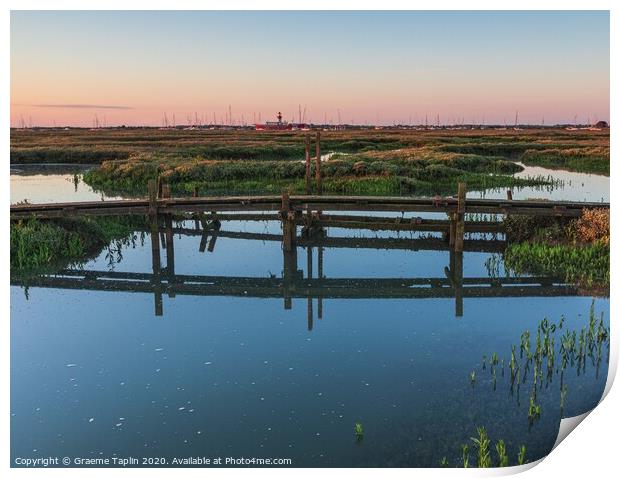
470,370 -> 476,385
517,445 -> 527,465
528,395 -> 541,422
440,456 -> 449,467
490,352 -> 499,367
520,331 -> 530,358
354,422 -> 364,441
471,427 -> 492,468
495,440 -> 508,467
461,444 -> 470,468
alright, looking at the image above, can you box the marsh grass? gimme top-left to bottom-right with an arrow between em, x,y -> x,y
503,211 -> 610,289
14,127 -> 606,196
470,304 -> 609,427
10,216 -> 144,278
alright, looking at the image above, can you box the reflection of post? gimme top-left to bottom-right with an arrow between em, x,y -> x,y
455,182 -> 466,252
452,250 -> 464,317
282,248 -> 297,310
317,245 -> 323,319
207,220 -> 221,252
307,245 -> 313,331
165,214 -> 175,298
199,214 -> 209,252
148,179 -> 163,316
315,131 -> 322,195
305,135 -> 312,195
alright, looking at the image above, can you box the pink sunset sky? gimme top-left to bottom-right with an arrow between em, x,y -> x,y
11,11 -> 610,127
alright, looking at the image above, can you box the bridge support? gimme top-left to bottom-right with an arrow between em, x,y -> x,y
148,179 -> 162,316
281,192 -> 297,252
454,182 -> 466,252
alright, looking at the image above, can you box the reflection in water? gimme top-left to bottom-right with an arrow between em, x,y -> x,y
10,215 -> 609,467
9,163 -> 610,467
12,217 -> 579,323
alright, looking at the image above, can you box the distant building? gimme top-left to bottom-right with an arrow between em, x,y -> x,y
595,120 -> 609,128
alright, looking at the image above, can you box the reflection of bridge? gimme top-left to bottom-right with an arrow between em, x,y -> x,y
12,214 -> 578,328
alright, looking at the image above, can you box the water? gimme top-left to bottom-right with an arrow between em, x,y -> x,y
10,164 -> 121,204
471,163 -> 609,203
10,164 -> 610,467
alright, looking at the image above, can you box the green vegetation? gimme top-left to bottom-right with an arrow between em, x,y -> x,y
354,423 -> 364,441
11,127 -> 608,196
504,241 -> 609,288
502,209 -> 610,289
450,427 -> 526,468
471,304 -> 609,425
520,147 -> 609,175
10,215 -> 143,278
471,427 -> 492,468
455,305 -> 609,468
82,151 -> 552,197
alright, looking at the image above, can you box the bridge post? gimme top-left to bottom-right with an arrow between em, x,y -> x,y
305,135 -> 312,195
449,214 -> 456,247
281,192 -> 296,252
454,182 -> 466,252
148,179 -> 163,316
161,183 -> 176,298
315,131 -> 322,195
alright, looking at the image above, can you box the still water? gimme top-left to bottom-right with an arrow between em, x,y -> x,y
10,165 -> 610,467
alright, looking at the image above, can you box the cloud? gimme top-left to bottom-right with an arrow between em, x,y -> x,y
29,104 -> 133,110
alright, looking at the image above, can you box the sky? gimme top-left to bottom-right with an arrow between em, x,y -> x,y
10,10 -> 610,127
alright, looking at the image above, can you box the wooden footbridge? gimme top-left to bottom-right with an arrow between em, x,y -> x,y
10,179 -> 608,253
11,175 -> 604,326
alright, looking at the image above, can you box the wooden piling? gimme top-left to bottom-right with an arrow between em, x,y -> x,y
315,131 -> 322,195
281,192 -> 296,252
507,190 -> 513,201
156,176 -> 163,199
454,182 -> 466,252
449,213 -> 456,247
305,135 -> 312,195
148,179 -> 162,316
147,180 -> 161,270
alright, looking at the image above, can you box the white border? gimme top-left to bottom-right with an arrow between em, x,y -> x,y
2,1 -> 616,476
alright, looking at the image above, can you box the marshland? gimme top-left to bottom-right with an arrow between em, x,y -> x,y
10,126 -> 610,467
